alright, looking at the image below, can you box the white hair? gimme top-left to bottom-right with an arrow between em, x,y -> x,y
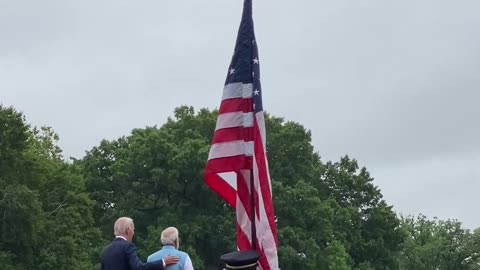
161,227 -> 179,246
114,217 -> 134,236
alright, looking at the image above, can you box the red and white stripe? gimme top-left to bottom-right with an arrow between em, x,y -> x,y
205,82 -> 279,270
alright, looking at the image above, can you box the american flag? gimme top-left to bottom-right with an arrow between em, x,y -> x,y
204,0 -> 279,269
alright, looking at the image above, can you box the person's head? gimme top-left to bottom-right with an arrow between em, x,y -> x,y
161,227 -> 180,249
114,217 -> 135,242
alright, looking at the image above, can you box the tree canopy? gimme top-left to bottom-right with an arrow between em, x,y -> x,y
1,105 -> 478,270
0,106 -> 100,270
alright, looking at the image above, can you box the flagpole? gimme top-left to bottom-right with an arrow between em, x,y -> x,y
248,0 -> 257,251
250,169 -> 256,250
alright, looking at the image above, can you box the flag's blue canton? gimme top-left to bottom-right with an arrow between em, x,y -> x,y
225,0 -> 263,114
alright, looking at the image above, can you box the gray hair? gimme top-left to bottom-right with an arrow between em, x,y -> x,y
114,217 -> 134,236
161,227 -> 179,246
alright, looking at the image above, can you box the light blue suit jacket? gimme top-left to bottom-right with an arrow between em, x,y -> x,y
147,246 -> 190,270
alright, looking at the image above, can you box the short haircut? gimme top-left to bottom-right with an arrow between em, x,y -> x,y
161,227 -> 179,246
114,217 -> 134,236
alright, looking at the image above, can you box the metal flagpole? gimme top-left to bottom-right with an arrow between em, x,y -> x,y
250,169 -> 256,250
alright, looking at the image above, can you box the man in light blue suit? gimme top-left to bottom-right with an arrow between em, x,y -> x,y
147,227 -> 194,270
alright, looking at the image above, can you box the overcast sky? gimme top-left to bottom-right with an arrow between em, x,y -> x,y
1,0 -> 479,229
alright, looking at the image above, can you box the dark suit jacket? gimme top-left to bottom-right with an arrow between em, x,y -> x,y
101,238 -> 164,270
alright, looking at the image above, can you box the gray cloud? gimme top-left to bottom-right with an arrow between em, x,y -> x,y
1,0 -> 479,228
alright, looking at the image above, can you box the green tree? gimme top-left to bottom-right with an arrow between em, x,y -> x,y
81,106 -> 234,269
399,215 -> 480,270
80,106 -> 405,270
321,157 -> 405,269
6,104 -> 478,270
325,240 -> 351,270
0,106 -> 100,269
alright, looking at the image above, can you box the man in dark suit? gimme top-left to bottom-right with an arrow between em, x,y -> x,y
101,217 -> 179,270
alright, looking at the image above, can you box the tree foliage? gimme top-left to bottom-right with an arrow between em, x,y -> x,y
399,215 -> 480,270
1,105 -> 477,270
0,106 -> 100,269
79,106 -> 405,269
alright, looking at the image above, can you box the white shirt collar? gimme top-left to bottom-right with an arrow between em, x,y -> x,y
116,236 -> 127,241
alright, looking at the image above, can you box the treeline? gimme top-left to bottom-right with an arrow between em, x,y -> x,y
0,105 -> 479,270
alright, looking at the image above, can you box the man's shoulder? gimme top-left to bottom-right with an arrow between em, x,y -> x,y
147,248 -> 189,261
115,238 -> 135,246
103,239 -> 134,253
147,250 -> 163,263
178,250 -> 189,257
175,249 -> 191,262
